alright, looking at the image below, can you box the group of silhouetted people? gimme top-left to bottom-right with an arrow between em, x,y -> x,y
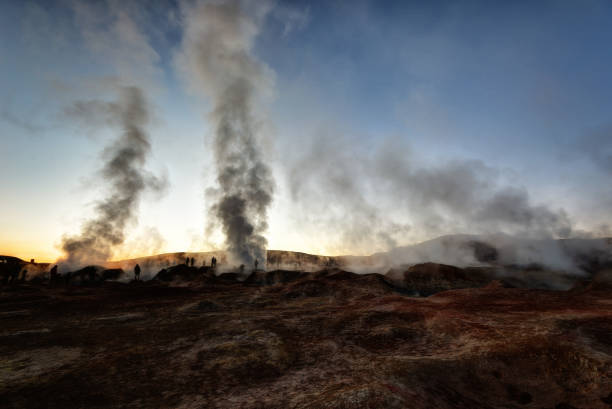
130,256 -> 220,282
2,254 -> 261,286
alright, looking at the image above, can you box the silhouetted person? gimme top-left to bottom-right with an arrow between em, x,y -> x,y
190,257 -> 194,267
185,256 -> 190,265
254,259 -> 259,270
49,265 -> 58,284
211,257 -> 217,269
134,264 -> 141,281
9,267 -> 18,284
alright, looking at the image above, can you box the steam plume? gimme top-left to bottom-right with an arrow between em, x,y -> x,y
61,86 -> 163,269
289,133 -> 572,254
177,0 -> 275,267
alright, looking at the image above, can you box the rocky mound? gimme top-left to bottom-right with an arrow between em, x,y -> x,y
64,265 -> 105,284
399,262 -> 494,296
279,268 -> 404,300
99,268 -> 124,281
154,264 -> 214,282
0,256 -> 49,283
570,269 -> 612,292
244,269 -> 305,286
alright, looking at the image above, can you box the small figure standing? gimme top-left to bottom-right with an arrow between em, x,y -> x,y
134,264 -> 141,281
185,256 -> 190,265
211,256 -> 217,269
49,265 -> 58,284
9,267 -> 18,284
190,257 -> 195,267
254,259 -> 259,270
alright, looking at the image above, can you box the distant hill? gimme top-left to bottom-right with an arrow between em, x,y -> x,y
4,234 -> 610,281
0,256 -> 50,281
101,234 -> 612,277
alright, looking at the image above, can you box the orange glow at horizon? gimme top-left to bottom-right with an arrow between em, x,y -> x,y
0,241 -> 61,263
0,233 -> 380,264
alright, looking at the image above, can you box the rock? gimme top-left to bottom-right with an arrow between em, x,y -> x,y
67,266 -> 105,284
196,301 -> 220,311
244,270 -> 303,286
153,264 -> 204,282
100,268 -> 124,281
402,262 -> 492,295
216,272 -> 243,283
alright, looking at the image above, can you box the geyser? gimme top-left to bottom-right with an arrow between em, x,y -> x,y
178,0 -> 275,267
60,86 -> 163,269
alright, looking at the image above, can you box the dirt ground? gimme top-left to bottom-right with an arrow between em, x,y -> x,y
1,270 -> 611,408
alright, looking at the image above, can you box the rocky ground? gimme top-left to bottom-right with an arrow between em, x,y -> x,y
1,268 -> 611,408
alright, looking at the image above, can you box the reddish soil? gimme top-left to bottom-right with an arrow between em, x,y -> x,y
1,270 -> 611,408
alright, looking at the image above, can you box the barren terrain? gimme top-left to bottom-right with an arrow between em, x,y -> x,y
1,265 -> 611,408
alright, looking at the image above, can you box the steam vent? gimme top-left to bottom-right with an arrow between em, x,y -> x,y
2,0 -> 612,408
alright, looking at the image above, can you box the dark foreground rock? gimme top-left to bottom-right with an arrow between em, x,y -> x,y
154,264 -> 214,282
400,262 -> 493,295
0,273 -> 610,409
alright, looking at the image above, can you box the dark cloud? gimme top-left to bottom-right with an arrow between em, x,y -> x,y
477,187 -> 571,237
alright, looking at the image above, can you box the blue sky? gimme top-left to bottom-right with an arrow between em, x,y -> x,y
1,0 -> 611,261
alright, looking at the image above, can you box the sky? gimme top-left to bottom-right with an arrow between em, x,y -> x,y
1,0 -> 611,262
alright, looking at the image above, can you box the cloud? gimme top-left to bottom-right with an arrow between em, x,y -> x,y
288,131 -> 573,254
0,107 -> 44,134
272,2 -> 310,37
579,124 -> 612,175
68,0 -> 162,90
